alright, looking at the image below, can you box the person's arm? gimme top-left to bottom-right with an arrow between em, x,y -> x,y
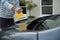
1,0 -> 14,10
15,0 -> 23,12
1,0 -> 22,13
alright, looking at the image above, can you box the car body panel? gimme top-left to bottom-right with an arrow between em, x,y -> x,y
38,27 -> 60,40
11,32 -> 37,40
1,32 -> 37,40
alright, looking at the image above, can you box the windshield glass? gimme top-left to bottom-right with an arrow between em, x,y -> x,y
43,15 -> 60,29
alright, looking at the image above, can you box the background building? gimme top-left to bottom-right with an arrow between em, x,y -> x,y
19,0 -> 60,18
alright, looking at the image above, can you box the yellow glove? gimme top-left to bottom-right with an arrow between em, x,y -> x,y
14,12 -> 28,24
15,12 -> 25,20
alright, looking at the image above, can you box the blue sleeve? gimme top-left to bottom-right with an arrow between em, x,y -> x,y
16,0 -> 20,7
1,0 -> 13,9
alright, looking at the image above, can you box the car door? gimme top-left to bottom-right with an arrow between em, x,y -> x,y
5,32 -> 37,40
38,27 -> 60,40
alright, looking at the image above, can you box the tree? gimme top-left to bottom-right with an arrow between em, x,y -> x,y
19,0 -> 37,20
26,0 -> 37,20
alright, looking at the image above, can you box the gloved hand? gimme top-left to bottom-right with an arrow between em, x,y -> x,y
15,8 -> 23,13
15,12 -> 28,24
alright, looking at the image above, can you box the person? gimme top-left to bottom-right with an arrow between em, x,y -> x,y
0,0 -> 23,31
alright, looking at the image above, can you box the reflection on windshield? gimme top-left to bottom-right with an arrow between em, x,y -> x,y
43,15 -> 60,29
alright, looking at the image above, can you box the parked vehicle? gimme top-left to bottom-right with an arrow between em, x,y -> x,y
0,15 -> 60,40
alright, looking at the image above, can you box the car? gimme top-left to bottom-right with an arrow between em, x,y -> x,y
0,15 -> 60,40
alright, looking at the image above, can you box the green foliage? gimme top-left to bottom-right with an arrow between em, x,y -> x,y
19,0 -> 37,10
19,0 -> 26,5
26,1 -> 37,10
28,16 -> 35,19
26,0 -> 37,19
27,3 -> 37,10
28,16 -> 35,20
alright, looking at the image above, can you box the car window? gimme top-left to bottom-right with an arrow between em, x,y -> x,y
43,15 -> 60,29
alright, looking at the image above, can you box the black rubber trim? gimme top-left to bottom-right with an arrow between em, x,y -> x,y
15,19 -> 28,24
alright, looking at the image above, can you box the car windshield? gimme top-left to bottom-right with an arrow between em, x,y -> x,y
43,15 -> 60,29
